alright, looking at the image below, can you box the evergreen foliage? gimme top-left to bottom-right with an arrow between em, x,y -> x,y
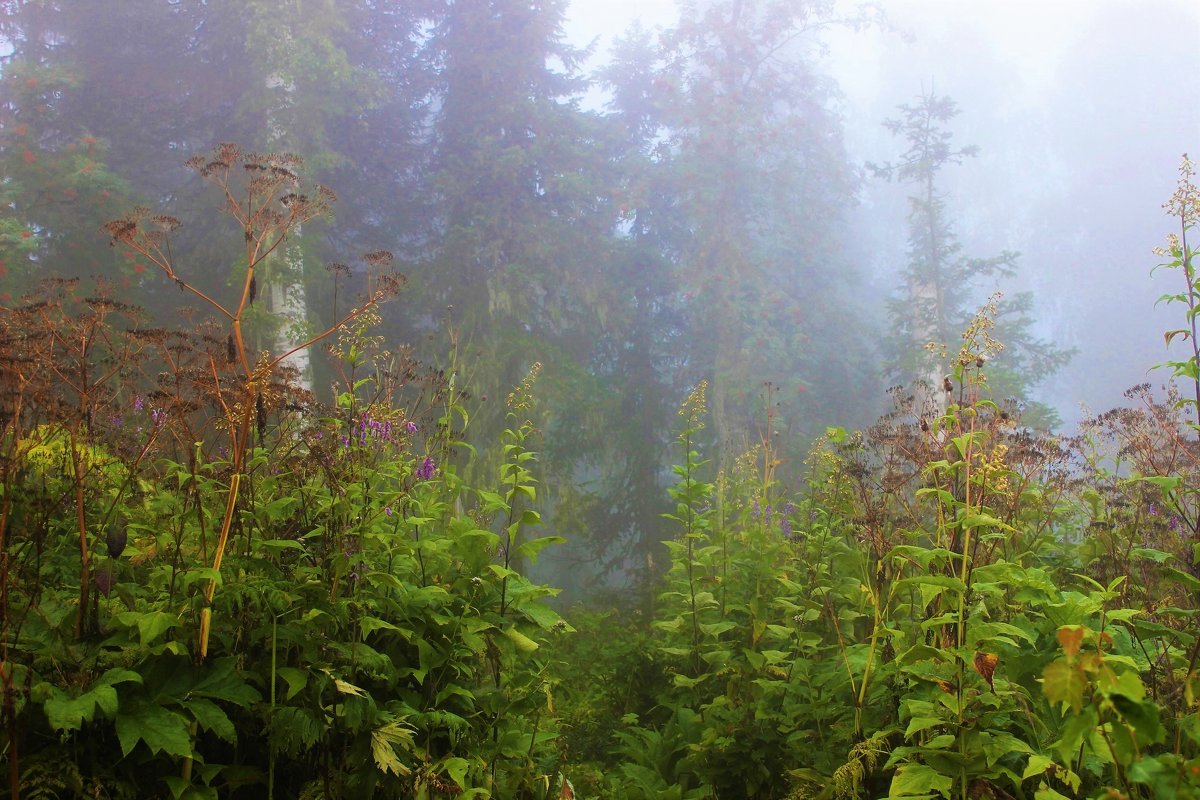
0,0 -> 885,574
871,92 -> 1074,427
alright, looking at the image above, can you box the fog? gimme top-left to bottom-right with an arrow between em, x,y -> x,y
822,0 -> 1200,426
569,0 -> 1200,426
7,5 -> 1200,792
4,0 -> 1200,575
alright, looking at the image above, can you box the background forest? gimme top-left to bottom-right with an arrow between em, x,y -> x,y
1,1 -> 1198,799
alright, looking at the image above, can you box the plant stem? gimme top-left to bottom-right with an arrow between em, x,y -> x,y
70,424 -> 90,640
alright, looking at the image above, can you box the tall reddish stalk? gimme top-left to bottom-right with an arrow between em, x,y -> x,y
105,144 -> 401,659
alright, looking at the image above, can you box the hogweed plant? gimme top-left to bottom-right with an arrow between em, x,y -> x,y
0,147 -> 576,799
102,143 -> 403,659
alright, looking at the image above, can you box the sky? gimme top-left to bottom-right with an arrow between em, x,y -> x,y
564,0 -> 1200,426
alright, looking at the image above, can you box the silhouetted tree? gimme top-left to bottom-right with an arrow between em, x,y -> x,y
611,0 -> 877,468
872,92 -> 1073,426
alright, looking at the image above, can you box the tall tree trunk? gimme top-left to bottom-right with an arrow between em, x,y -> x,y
264,71 -> 312,390
267,235 -> 312,387
913,172 -> 946,419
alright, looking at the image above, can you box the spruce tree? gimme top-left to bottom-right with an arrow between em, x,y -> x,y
615,0 -> 876,467
872,92 -> 1073,426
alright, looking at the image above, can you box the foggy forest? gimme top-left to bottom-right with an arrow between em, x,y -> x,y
1,1 -> 1199,798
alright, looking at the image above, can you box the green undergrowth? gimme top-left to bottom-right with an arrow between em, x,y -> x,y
0,150 -> 573,800
544,160 -> 1200,800
3,154 -> 1200,800
551,305 -> 1200,800
0,294 -> 572,798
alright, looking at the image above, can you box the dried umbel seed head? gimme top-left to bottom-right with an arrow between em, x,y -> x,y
103,216 -> 139,244
374,272 -> 407,302
150,214 -> 181,232
106,522 -> 127,559
363,249 -> 393,268
215,142 -> 242,164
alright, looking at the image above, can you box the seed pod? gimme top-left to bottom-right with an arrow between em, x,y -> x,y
94,565 -> 116,598
106,521 -> 127,559
248,276 -> 257,306
256,392 -> 266,442
226,333 -> 236,364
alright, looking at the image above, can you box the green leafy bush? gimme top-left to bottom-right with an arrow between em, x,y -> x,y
0,149 -> 572,799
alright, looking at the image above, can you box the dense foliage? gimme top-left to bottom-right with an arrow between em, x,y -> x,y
1,0 -> 912,575
0,150 -> 1197,799
2,2 -> 1195,799
1,151 -> 572,798
540,160 -> 1199,799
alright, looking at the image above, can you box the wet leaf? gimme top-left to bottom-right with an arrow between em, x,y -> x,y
1056,625 -> 1085,659
973,651 -> 999,691
1043,659 -> 1087,712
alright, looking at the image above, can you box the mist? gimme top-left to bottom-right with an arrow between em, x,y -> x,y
4,3 -> 1200,796
571,0 -> 1200,426
819,0 -> 1200,426
4,0 -> 1198,590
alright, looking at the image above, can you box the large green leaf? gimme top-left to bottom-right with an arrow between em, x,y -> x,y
193,658 -> 261,706
503,626 -> 539,653
904,717 -> 944,738
115,699 -> 193,758
371,720 -> 415,777
513,534 -> 562,564
275,667 -> 308,702
44,685 -> 117,732
980,732 -> 1032,766
442,756 -> 472,790
186,697 -> 236,743
889,763 -> 953,798
519,601 -> 570,631
113,610 -> 181,646
1043,659 -> 1088,712
42,667 -> 141,732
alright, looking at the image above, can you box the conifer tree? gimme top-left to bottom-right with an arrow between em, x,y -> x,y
422,0 -> 613,455
0,1 -> 434,377
872,92 -> 1073,425
615,0 -> 876,467
0,4 -> 131,300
